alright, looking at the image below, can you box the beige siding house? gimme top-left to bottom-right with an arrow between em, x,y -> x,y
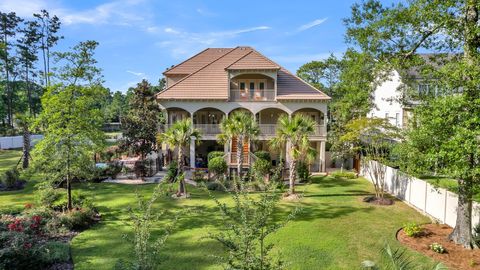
157,46 -> 330,172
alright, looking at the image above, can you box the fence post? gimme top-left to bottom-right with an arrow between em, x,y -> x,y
424,180 -> 428,214
443,191 -> 448,224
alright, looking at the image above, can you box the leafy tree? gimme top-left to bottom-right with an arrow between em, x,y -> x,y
344,0 -> 480,247
340,117 -> 400,199
104,91 -> 128,122
17,20 -> 41,116
207,182 -> 299,270
159,118 -> 201,197
395,95 -> 480,247
270,114 -> 317,196
32,40 -> 106,210
218,111 -> 259,179
120,80 -> 162,159
0,11 -> 23,127
34,10 -> 62,87
296,54 -> 341,98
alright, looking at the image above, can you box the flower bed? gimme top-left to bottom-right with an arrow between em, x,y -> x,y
398,223 -> 480,269
0,203 -> 99,270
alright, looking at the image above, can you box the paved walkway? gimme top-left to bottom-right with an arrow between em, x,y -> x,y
103,171 -> 198,186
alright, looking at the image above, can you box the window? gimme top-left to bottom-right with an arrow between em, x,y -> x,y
395,113 -> 400,127
239,82 -> 245,90
259,82 -> 265,90
249,82 -> 255,99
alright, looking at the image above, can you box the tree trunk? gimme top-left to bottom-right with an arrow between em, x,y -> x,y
22,125 -> 30,169
449,179 -> 473,248
237,136 -> 243,179
177,146 -> 186,195
289,159 -> 297,195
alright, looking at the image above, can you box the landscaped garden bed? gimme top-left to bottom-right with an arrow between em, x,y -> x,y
398,223 -> 480,269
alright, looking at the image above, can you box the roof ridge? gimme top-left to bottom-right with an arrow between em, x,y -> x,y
163,48 -> 209,75
249,48 -> 282,68
224,50 -> 254,69
157,46 -> 241,97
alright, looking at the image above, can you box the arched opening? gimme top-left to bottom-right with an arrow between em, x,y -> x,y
256,108 -> 288,135
166,107 -> 190,125
292,108 -> 325,125
192,107 -> 225,135
230,74 -> 275,101
228,107 -> 253,116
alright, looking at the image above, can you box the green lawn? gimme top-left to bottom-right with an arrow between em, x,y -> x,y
0,149 -> 22,174
0,159 -> 437,269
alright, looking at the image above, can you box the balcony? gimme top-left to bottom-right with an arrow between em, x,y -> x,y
163,124 -> 326,137
230,89 -> 275,102
194,124 -> 221,135
258,124 -> 326,137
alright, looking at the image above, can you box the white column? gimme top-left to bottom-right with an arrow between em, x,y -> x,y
190,137 -> 196,169
319,141 -> 326,172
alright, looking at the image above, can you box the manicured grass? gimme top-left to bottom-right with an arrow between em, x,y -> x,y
0,149 -> 22,174
0,171 -> 437,269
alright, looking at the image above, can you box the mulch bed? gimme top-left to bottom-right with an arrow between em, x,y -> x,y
398,223 -> 480,269
362,195 -> 394,205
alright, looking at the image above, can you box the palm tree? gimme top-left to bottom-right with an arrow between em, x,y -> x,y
218,111 -> 259,179
15,113 -> 32,169
160,118 -> 201,196
270,114 -> 317,196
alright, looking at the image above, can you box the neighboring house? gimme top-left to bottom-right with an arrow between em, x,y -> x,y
156,46 -> 330,172
369,55 -> 454,128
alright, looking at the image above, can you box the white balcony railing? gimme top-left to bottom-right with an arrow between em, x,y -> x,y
163,124 -> 326,137
230,89 -> 275,101
194,124 -> 221,135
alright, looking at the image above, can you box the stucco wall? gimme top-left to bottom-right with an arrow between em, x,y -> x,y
369,70 -> 404,128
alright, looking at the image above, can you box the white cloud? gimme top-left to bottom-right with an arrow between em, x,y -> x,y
0,0 -> 49,18
126,70 -> 147,78
0,0 -> 151,27
271,52 -> 341,64
297,18 -> 328,32
156,25 -> 271,58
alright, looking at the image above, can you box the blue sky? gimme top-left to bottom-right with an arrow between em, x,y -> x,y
3,0 -> 368,92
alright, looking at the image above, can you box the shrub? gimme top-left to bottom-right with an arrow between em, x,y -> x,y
208,157 -> 227,179
36,183 -> 62,209
254,151 -> 271,162
251,158 -> 271,181
296,162 -> 310,182
208,151 -> 224,161
206,181 -> 226,192
58,207 -> 96,231
39,241 -> 70,264
106,162 -> 122,178
430,242 -> 446,254
1,168 -> 21,188
163,161 -> 178,182
330,170 -> 357,180
403,222 -> 423,237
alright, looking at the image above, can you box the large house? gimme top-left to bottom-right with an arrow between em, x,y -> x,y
156,46 -> 330,173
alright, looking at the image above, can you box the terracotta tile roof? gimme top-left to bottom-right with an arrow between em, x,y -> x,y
158,47 -> 253,100
157,46 -> 330,101
276,69 -> 330,100
163,48 -> 233,75
226,50 -> 280,70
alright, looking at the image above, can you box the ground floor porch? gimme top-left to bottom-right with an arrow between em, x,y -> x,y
161,138 -> 326,173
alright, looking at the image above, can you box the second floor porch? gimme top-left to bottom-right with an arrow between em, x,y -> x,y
163,107 -> 327,139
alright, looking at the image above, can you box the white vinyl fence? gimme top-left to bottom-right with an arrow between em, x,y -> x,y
361,160 -> 480,229
0,135 -> 43,149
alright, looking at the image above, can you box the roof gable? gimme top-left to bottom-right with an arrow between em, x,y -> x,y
163,48 -> 233,75
226,50 -> 280,70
